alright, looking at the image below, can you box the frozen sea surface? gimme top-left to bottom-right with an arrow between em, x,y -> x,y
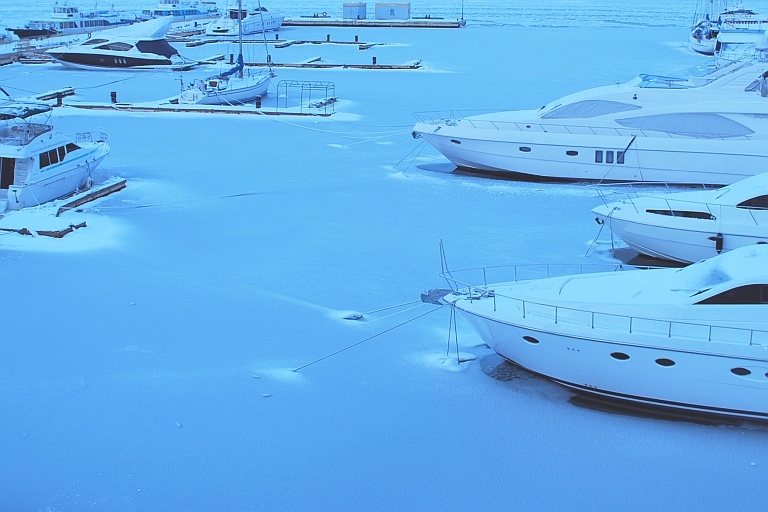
0,5 -> 766,512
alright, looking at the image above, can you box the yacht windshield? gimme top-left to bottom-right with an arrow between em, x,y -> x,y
541,100 -> 641,119
615,113 -> 754,138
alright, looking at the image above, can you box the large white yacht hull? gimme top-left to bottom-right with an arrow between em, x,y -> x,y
6,143 -> 109,210
414,123 -> 768,185
453,301 -> 768,420
593,208 -> 768,263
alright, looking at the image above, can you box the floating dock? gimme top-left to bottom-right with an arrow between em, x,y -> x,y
245,61 -> 420,70
282,18 -> 466,28
68,103 -> 334,117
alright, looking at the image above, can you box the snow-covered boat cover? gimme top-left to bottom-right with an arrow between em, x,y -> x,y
0,102 -> 52,120
92,16 -> 173,39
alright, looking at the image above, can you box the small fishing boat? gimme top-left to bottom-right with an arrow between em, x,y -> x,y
592,173 -> 768,263
436,245 -> 768,421
7,3 -> 134,40
0,99 -> 110,212
204,3 -> 283,36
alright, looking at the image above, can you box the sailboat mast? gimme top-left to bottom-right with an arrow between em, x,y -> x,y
257,0 -> 272,73
238,0 -> 243,78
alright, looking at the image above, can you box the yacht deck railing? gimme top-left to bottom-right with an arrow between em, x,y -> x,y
413,111 -> 751,141
441,266 -> 768,348
592,185 -> 768,227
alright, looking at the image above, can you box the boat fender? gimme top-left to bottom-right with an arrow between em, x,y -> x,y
708,233 -> 724,253
86,176 -> 94,189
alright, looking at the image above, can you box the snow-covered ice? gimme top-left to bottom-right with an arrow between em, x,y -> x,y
1,2 -> 767,511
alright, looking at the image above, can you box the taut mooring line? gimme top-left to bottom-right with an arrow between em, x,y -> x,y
293,304 -> 447,372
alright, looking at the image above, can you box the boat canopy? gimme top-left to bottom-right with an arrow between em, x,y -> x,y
0,103 -> 52,120
615,113 -> 754,138
135,39 -> 178,57
219,54 -> 244,78
541,100 -> 641,119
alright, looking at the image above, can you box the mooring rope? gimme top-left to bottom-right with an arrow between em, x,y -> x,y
293,304 -> 446,371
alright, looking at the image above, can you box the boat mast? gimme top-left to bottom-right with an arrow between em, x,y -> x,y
256,0 -> 272,74
237,0 -> 243,78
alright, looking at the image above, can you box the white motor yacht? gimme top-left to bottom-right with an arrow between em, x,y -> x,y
592,173 -> 768,263
137,0 -> 220,33
46,17 -> 196,70
8,3 -> 134,39
438,245 -> 768,421
0,101 -> 110,211
413,60 -> 768,186
205,4 -> 283,36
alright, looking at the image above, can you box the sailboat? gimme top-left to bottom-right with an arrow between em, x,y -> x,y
178,0 -> 273,105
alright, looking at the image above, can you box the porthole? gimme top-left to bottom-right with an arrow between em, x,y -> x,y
655,358 -> 675,367
519,146 -> 531,152
522,335 -> 539,344
566,150 -> 578,156
450,139 -> 461,145
594,150 -> 603,163
731,367 -> 751,376
610,352 -> 629,360
606,151 -> 614,164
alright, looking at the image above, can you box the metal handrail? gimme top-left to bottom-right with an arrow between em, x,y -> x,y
413,111 -> 752,141
450,282 -> 768,347
593,188 -> 768,227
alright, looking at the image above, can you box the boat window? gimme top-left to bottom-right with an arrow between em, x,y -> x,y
519,146 -> 531,152
617,151 -> 625,164
57,146 -> 66,161
82,38 -> 109,45
646,209 -> 715,220
566,150 -> 578,156
606,151 -> 614,164
731,367 -> 751,376
541,100 -> 641,119
610,352 -> 630,360
229,9 -> 248,19
96,42 -> 134,52
66,143 -> 81,153
136,40 -> 178,58
615,113 -> 754,138
48,148 -> 59,165
655,358 -> 675,367
696,284 -> 768,304
594,150 -> 603,163
40,152 -> 50,169
737,195 -> 768,210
